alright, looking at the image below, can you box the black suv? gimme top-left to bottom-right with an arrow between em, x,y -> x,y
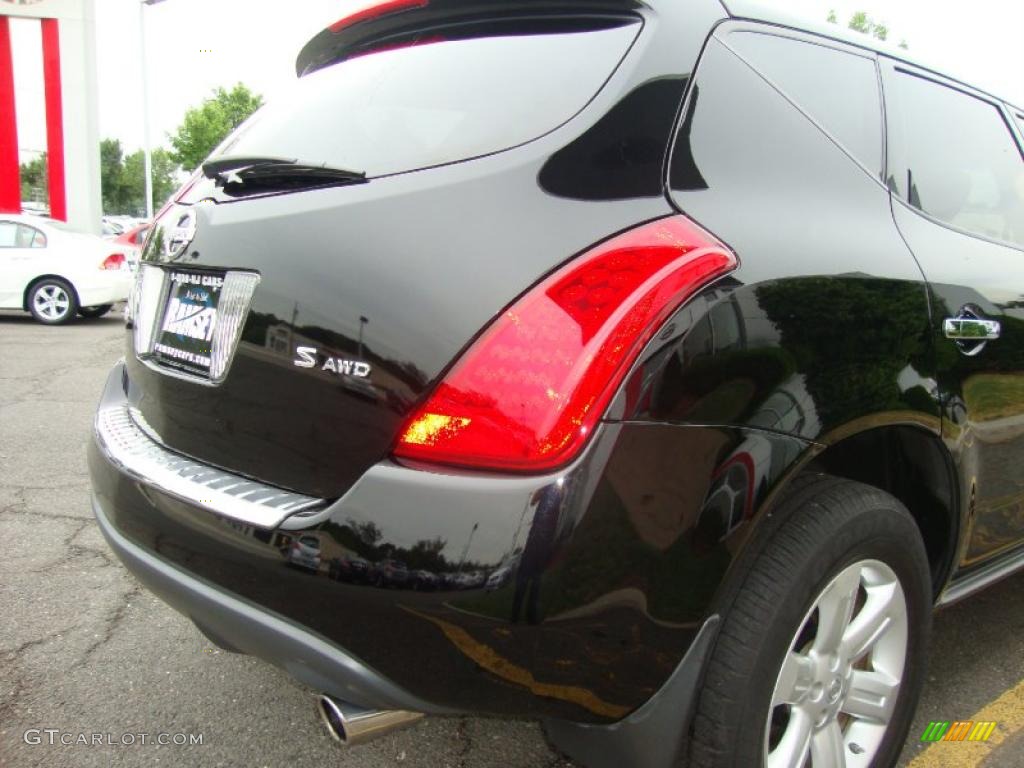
89,1 -> 1024,766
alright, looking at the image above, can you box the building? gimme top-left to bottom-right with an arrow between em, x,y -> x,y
0,0 -> 101,233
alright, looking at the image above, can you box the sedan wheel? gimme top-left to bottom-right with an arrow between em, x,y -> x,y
29,279 -> 78,325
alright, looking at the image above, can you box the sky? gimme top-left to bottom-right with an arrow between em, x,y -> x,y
9,0 -> 1024,162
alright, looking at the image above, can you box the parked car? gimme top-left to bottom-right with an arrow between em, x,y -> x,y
409,569 -> 439,591
286,535 -> 321,573
101,219 -> 125,238
0,214 -> 131,324
485,564 -> 513,591
20,201 -> 49,217
327,554 -> 370,583
371,559 -> 409,588
89,3 -> 1024,768
113,223 -> 150,269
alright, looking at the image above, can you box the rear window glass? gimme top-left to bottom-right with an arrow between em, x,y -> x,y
727,32 -> 883,176
213,24 -> 640,178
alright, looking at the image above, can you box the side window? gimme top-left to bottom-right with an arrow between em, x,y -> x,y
887,70 -> 1024,249
15,225 -> 45,249
726,31 -> 883,176
0,222 -> 16,247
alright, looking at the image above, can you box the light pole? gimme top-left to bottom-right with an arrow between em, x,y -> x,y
357,315 -> 368,358
139,0 -> 167,221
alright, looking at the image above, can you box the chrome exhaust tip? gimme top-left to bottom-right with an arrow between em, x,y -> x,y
317,695 -> 424,746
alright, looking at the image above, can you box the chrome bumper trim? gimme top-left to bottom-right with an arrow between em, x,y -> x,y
94,404 -> 322,529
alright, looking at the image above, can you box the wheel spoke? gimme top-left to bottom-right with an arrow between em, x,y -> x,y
810,720 -> 846,767
841,581 -> 897,661
842,668 -> 899,725
813,565 -> 861,655
773,652 -> 814,706
768,707 -> 812,768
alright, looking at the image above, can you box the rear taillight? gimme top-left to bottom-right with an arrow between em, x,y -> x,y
394,215 -> 737,472
101,253 -> 125,270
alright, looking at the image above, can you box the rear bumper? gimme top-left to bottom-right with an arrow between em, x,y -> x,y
77,271 -> 131,307
89,359 -> 800,726
91,491 -> 447,714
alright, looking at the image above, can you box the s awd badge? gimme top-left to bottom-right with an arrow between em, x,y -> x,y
294,346 -> 371,378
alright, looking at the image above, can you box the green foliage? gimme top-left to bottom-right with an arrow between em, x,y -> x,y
847,11 -> 871,34
169,83 -> 264,171
828,9 -> 902,46
100,138 -> 178,216
100,138 -> 125,213
755,277 -> 937,427
19,154 -> 48,205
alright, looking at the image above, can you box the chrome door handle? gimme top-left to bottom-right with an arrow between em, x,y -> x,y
943,317 -> 1000,341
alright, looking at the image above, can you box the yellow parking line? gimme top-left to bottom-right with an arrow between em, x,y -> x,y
399,605 -> 630,719
908,677 -> 1024,767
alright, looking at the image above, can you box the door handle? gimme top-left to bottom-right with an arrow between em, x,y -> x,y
943,317 -> 1001,341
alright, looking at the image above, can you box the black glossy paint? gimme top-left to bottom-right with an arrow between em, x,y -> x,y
878,61 -> 1024,567
658,32 -> 937,443
129,0 -> 724,499
92,0 -> 1024,739
92,358 -> 809,722
296,0 -> 648,77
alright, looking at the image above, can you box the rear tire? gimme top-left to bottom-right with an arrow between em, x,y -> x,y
78,304 -> 113,319
28,278 -> 78,325
689,474 -> 931,768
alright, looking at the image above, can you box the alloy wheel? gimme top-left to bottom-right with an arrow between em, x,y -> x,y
765,559 -> 908,768
33,284 -> 72,322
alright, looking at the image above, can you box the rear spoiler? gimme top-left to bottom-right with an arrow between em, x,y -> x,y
296,0 -> 647,77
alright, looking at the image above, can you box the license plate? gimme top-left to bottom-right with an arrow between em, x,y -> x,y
152,269 -> 226,379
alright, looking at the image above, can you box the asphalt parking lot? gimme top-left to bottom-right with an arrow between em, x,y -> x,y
1,312 -> 1022,768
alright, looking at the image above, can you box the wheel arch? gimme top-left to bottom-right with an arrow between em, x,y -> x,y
751,421 -> 959,603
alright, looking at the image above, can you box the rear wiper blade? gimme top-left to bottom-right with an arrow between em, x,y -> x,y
202,155 -> 298,178
201,156 -> 367,187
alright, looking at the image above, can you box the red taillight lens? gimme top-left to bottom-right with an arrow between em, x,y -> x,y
394,215 -> 737,472
101,253 -> 125,270
329,0 -> 429,33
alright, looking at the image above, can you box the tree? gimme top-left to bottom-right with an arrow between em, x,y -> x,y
100,138 -> 126,213
169,83 -> 263,171
828,9 -> 903,46
351,520 -> 382,547
19,154 -> 48,204
100,137 -> 179,216
122,147 -> 179,214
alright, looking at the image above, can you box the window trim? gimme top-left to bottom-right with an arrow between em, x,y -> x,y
880,57 -> 1024,254
22,224 -> 47,249
714,21 -> 887,187
1009,111 -> 1024,154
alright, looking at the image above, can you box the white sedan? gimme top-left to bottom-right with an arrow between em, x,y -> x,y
0,214 -> 133,324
